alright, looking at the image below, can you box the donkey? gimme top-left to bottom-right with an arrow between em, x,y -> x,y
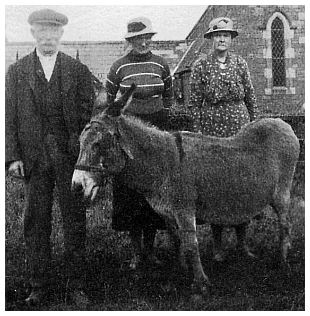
72,85 -> 300,293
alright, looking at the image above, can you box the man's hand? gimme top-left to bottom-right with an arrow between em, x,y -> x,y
8,160 -> 25,178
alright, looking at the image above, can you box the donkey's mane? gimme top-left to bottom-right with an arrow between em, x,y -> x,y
121,114 -> 175,147
95,110 -> 173,141
94,111 -> 177,158
123,115 -> 167,136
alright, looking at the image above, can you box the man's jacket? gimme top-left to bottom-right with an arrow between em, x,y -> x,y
5,50 -> 95,175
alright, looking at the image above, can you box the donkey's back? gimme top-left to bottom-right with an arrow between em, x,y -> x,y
178,118 -> 300,225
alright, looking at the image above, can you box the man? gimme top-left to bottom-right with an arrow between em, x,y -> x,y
5,8 -> 95,307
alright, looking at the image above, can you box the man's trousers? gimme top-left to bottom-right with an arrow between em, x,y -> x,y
23,136 -> 86,289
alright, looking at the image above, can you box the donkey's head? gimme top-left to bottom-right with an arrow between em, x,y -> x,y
71,84 -> 135,201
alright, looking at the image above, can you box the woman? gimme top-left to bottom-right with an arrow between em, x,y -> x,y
189,17 -> 258,261
106,16 -> 173,128
105,17 -> 173,269
190,17 -> 257,136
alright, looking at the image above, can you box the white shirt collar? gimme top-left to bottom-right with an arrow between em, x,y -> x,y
36,50 -> 59,81
36,49 -> 59,61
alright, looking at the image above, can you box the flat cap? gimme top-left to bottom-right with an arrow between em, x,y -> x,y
28,8 -> 68,26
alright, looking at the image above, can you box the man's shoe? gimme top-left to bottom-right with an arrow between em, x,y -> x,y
68,289 -> 90,309
24,287 -> 48,307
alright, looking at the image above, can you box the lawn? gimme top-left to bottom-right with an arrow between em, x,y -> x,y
5,162 -> 305,311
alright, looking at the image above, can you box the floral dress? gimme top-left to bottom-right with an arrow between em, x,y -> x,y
189,52 -> 258,137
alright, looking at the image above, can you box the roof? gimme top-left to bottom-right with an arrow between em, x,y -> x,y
174,6 -> 211,75
173,38 -> 208,75
186,6 -> 210,41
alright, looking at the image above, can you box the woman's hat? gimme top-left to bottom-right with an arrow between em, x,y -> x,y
204,17 -> 238,39
124,17 -> 157,39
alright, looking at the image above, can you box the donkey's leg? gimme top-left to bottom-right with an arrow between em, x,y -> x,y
176,213 -> 210,293
129,229 -> 143,270
235,223 -> 256,259
140,199 -> 165,265
143,226 -> 156,256
166,223 -> 187,270
271,189 -> 292,265
210,224 -> 225,262
143,227 -> 162,265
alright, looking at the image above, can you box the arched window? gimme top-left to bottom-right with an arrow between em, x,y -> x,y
263,11 -> 296,96
271,17 -> 286,87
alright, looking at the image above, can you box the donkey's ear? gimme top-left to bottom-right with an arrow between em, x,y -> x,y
119,83 -> 136,104
119,140 -> 134,160
106,83 -> 136,117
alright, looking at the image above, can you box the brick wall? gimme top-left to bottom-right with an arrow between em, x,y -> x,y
5,40 -> 188,84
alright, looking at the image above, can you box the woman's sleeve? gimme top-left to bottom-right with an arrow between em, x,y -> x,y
162,60 -> 174,108
189,59 -> 204,132
240,58 -> 258,121
105,61 -> 120,105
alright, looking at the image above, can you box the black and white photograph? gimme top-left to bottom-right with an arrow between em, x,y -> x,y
4,2 -> 305,311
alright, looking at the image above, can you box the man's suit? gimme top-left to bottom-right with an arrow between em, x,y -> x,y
5,49 -> 95,288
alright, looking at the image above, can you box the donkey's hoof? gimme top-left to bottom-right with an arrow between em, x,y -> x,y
278,258 -> 292,277
246,251 -> 257,259
213,251 -> 226,262
129,261 -> 138,270
190,293 -> 204,305
284,262 -> 292,277
146,254 -> 163,267
129,255 -> 142,270
190,280 -> 211,296
235,245 -> 257,261
242,249 -> 257,260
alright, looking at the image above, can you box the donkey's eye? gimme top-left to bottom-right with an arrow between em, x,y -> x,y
92,143 -> 100,152
100,135 -> 114,148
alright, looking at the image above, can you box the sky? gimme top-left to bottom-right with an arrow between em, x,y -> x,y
5,4 -> 207,42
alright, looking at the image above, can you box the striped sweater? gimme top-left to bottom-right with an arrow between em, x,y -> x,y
106,50 -> 173,115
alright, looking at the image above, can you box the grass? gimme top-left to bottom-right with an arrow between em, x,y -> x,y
5,162 -> 305,311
